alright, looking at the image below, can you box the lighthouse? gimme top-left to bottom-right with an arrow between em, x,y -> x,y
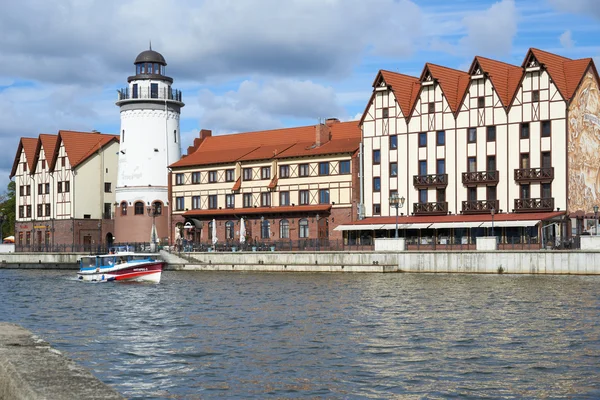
114,47 -> 184,245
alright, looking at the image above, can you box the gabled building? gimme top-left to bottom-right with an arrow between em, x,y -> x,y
169,119 -> 360,246
354,48 -> 600,248
10,131 -> 119,250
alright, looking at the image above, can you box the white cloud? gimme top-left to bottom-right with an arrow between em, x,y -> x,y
548,0 -> 600,19
559,30 -> 575,48
459,0 -> 518,56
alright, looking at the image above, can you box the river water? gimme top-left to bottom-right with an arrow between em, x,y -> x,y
1,269 -> 599,399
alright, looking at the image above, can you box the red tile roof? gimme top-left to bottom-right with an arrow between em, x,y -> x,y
379,70 -> 421,117
231,177 -> 241,191
267,175 -> 278,190
352,211 -> 565,226
171,122 -> 360,168
10,137 -> 38,178
182,204 -> 332,217
423,63 -> 471,114
55,130 -> 119,169
35,134 -> 59,169
472,56 -> 523,109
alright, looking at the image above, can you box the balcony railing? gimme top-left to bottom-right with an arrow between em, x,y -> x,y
413,174 -> 448,188
462,199 -> 499,214
514,197 -> 555,212
117,87 -> 183,102
462,170 -> 499,185
514,167 -> 554,182
413,201 -> 448,215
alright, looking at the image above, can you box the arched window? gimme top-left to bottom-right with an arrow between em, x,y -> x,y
261,220 -> 270,239
225,221 -> 234,240
152,201 -> 162,216
299,219 -> 309,238
120,201 -> 127,216
134,201 -> 144,215
280,219 -> 289,239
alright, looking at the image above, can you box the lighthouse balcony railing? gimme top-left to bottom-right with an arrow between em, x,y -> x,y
117,87 -> 182,102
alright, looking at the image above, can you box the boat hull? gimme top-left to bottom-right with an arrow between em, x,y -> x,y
77,261 -> 164,283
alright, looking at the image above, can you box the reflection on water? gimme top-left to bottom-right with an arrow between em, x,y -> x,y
1,270 -> 600,399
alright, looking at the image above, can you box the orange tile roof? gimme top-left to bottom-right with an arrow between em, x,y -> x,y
182,204 -> 332,218
10,137 -> 38,178
231,177 -> 241,191
267,175 -> 278,190
423,63 -> 471,114
36,134 -> 59,169
171,121 -> 360,168
56,130 -> 119,169
379,70 -> 421,117
473,56 -> 523,109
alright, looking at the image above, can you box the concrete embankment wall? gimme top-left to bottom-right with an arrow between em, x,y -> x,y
0,323 -> 124,400
0,253 -> 83,269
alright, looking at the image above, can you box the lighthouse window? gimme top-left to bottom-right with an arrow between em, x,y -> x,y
174,130 -> 177,143
132,84 -> 138,99
151,83 -> 158,99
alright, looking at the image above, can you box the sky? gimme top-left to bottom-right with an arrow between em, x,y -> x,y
1,0 -> 599,193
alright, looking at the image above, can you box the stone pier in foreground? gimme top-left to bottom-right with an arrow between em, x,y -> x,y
0,323 -> 124,400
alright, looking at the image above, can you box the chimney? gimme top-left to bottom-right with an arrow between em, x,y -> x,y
315,123 -> 331,147
325,118 -> 340,126
187,129 -> 212,155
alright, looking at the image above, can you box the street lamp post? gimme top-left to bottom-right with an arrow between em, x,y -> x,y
594,205 -> 599,236
491,207 -> 495,237
389,193 -> 406,239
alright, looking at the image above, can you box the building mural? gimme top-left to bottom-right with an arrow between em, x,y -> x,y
568,70 -> 600,213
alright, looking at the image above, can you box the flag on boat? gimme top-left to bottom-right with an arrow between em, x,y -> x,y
239,218 -> 246,244
212,218 -> 218,245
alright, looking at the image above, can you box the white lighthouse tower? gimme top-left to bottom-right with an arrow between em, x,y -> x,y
114,47 -> 184,245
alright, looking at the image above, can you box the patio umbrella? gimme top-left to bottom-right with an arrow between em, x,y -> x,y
212,219 -> 218,245
239,218 -> 246,244
3,236 -> 14,243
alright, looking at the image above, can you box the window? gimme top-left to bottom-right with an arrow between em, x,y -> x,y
280,191 -> 290,206
468,157 -> 477,172
487,155 -> 496,172
419,160 -> 427,176
61,157 -> 66,168
208,171 -> 217,183
152,202 -> 162,215
541,120 -> 551,137
64,181 -> 70,192
261,220 -> 270,239
487,126 -> 496,142
174,129 -> 177,143
104,182 -> 111,193
27,185 -> 31,196
319,189 -> 330,204
419,132 -> 427,147
226,194 -> 235,208
468,128 -> 477,143
261,192 -> 271,207
299,190 -> 310,205
390,135 -> 397,150
26,231 -> 30,245
299,219 -> 309,238
176,197 -> 184,211
436,188 -> 446,202
192,196 -> 200,209
542,151 -> 551,168
150,83 -> 158,98
19,185 -> 23,196
19,205 -> 24,218
532,90 -> 540,102
38,184 -> 42,194
437,130 -> 445,146
478,96 -> 485,108
319,162 -> 329,175
487,185 -> 497,201
192,172 -> 200,184
542,183 -> 552,198
176,173 -> 184,185
41,160 -> 46,169
373,150 -> 381,165
208,195 -> 218,209
225,221 -> 234,240
373,177 -> 381,192
243,168 -> 253,181
261,167 -> 271,180
243,193 -> 253,208
45,183 -> 49,194
520,184 -> 531,199
279,165 -> 290,178
468,187 -> 477,202
122,129 -> 125,143
134,201 -> 144,215
390,162 -> 398,177
57,182 -> 62,193
382,107 -> 389,118
37,204 -> 43,217
280,220 -> 290,239
520,123 -> 530,139
428,102 -> 435,113
22,162 -> 26,172
121,201 -> 127,215
437,159 -> 445,174
339,160 -> 351,174
419,189 -> 427,203
225,169 -> 235,182
373,203 -> 381,215
299,164 -> 309,177
132,84 -> 138,98
520,153 -> 530,169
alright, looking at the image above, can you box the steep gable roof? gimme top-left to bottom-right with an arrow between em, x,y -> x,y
10,137 -> 38,178
471,56 -> 523,109
421,63 -> 470,114
378,70 -> 421,117
52,130 -> 119,170
171,121 -> 361,168
34,134 -> 59,169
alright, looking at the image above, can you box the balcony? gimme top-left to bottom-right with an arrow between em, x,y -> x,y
413,174 -> 448,188
462,199 -> 499,214
514,167 -> 554,182
117,87 -> 183,103
462,170 -> 499,186
413,201 -> 448,216
514,198 -> 554,213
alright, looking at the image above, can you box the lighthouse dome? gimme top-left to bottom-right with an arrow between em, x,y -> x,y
134,49 -> 166,66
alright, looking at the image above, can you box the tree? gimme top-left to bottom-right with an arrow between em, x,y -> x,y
0,181 -> 15,238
